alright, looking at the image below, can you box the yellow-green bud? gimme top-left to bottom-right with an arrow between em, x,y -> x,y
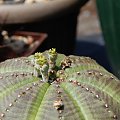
34,52 -> 42,59
36,56 -> 47,66
48,48 -> 57,56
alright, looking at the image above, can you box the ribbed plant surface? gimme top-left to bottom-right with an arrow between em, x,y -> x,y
0,50 -> 120,120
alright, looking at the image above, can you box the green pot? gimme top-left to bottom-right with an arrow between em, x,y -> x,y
96,0 -> 120,78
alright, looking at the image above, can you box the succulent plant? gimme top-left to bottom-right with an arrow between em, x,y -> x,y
0,48 -> 120,120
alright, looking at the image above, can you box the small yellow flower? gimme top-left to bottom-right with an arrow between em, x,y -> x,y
36,56 -> 47,66
34,52 -> 47,66
48,48 -> 57,56
34,52 -> 42,59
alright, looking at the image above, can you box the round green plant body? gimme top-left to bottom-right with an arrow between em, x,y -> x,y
0,49 -> 120,120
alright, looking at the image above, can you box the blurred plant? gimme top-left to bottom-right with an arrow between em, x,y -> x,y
96,0 -> 120,78
0,31 -> 47,62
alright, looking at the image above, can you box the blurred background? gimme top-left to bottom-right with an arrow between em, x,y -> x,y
76,0 -> 120,78
75,0 -> 112,72
0,0 -> 120,78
